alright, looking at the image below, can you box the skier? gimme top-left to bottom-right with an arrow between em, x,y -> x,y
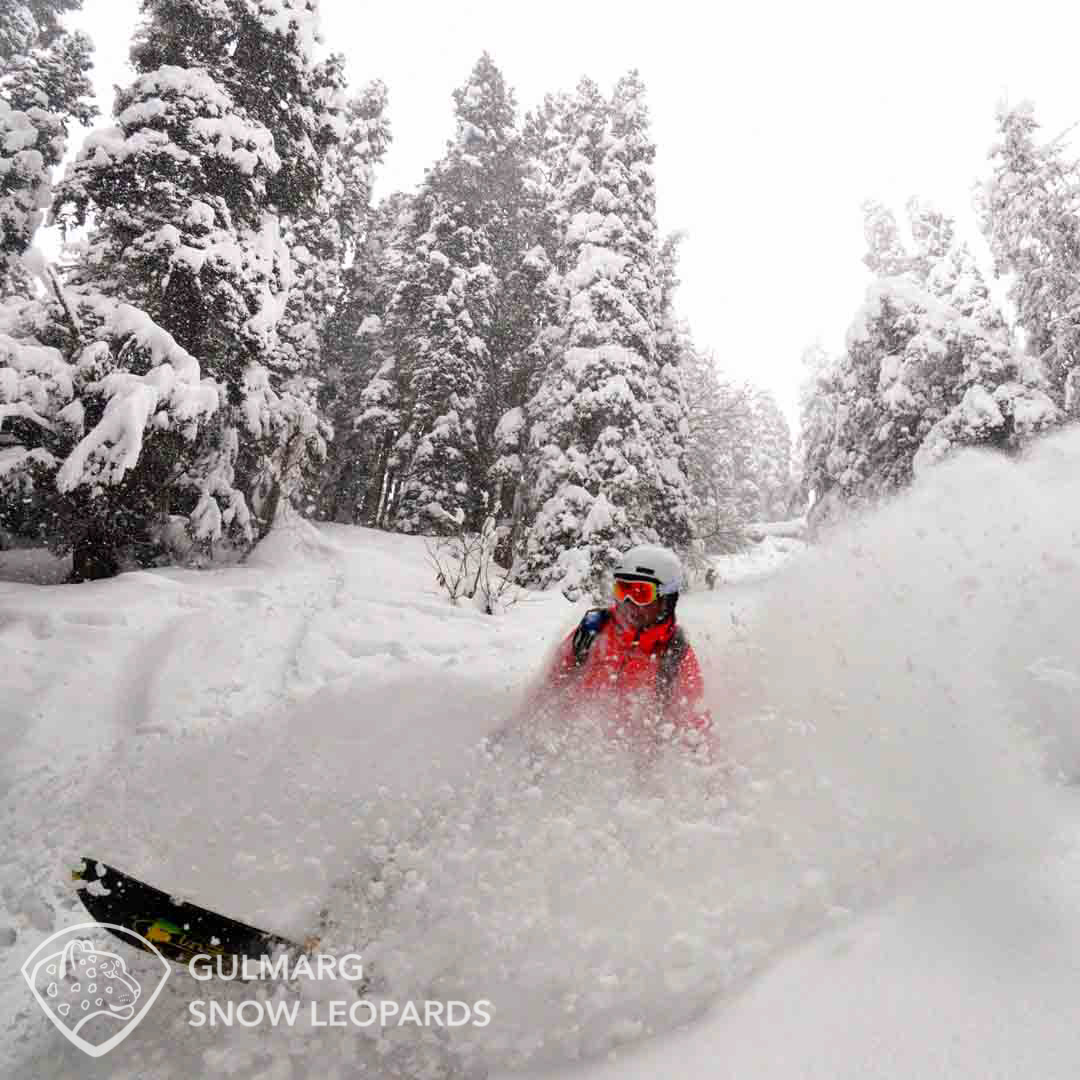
527,545 -> 713,762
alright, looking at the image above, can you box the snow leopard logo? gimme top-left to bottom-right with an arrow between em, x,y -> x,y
21,924 -> 171,1058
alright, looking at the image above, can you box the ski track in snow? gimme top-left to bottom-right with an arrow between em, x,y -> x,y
0,518 -> 598,1079
5,433 -> 1080,1078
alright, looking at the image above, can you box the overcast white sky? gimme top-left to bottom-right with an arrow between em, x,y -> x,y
64,0 -> 1080,430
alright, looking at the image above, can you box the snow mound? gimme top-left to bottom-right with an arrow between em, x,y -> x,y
0,546 -> 70,584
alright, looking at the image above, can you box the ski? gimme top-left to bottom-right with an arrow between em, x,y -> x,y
71,857 -> 308,971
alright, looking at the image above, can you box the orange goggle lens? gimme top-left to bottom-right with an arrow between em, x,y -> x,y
614,578 -> 659,606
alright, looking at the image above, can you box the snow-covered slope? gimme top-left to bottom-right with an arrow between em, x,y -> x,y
4,429 -> 1080,1079
509,847 -> 1080,1080
1,517 -> 762,1077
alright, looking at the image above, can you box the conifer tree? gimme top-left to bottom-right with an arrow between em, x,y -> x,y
803,198 -> 1056,507
977,102 -> 1080,407
379,54 -> 526,534
487,89 -> 574,558
0,1 -> 225,577
318,191 -> 407,525
286,78 -> 391,518
683,349 -> 751,549
797,342 -> 840,505
748,388 -> 792,520
48,0 -> 346,563
0,0 -> 94,289
517,72 -> 693,597
277,73 -> 388,381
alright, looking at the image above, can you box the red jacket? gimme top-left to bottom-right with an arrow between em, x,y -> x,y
537,607 -> 712,757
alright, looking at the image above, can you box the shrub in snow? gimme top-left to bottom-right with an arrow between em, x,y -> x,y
425,514 -> 520,614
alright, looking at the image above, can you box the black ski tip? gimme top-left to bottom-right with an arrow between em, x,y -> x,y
70,856 -> 302,969
71,856 -> 111,885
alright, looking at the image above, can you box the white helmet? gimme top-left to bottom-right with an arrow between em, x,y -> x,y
613,545 -> 684,596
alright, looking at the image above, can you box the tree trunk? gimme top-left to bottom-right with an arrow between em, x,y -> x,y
259,479 -> 283,540
360,443 -> 389,526
69,527 -> 120,582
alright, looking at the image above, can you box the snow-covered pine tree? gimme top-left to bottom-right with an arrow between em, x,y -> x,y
487,89 -> 576,560
517,72 -> 693,597
633,183 -> 695,552
889,197 -> 1056,473
0,0 -> 94,291
861,200 -> 912,277
654,231 -> 685,366
652,230 -> 702,528
977,101 -> 1080,410
806,198 -> 1057,507
318,190 -> 409,526
485,121 -> 560,549
907,203 -> 1058,472
276,71 -> 386,384
682,348 -> 752,550
0,1 -> 225,576
52,0 -> 347,560
286,78 -> 391,519
716,380 -> 760,525
816,201 -> 927,498
380,54 -> 526,534
463,61 -> 555,553
797,341 -> 840,506
748,387 -> 792,520
521,89 -> 577,266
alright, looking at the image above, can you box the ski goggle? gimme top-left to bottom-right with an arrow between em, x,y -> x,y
613,578 -> 659,606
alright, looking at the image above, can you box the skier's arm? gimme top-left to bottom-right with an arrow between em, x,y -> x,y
550,630 -> 583,682
510,628 -> 581,727
533,609 -> 609,695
